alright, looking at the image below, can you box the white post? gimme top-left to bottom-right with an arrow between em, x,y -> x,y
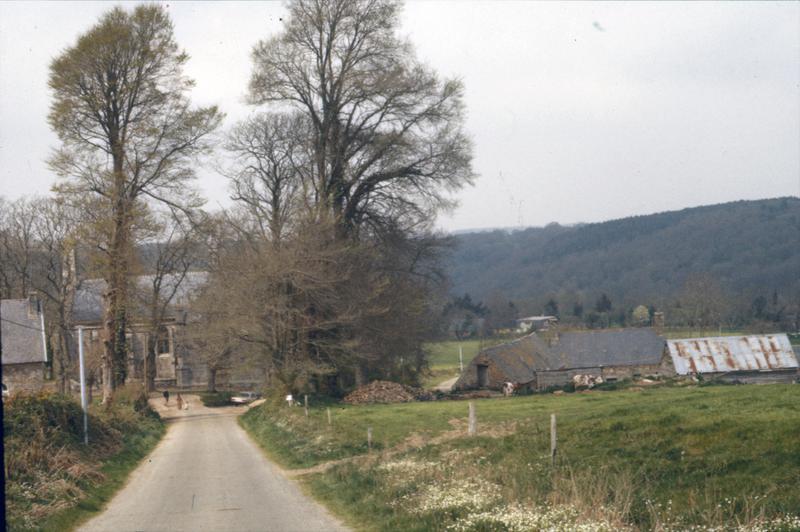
468,401 -> 477,436
39,305 -> 48,363
550,413 -> 557,466
459,344 -> 464,372
367,427 -> 373,451
78,327 -> 88,445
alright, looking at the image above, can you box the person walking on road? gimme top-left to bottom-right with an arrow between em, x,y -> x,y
163,390 -> 170,405
176,393 -> 183,411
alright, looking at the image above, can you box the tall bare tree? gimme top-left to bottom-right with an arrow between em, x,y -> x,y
48,5 -> 222,402
249,0 -> 473,238
224,112 -> 311,244
0,198 -> 38,298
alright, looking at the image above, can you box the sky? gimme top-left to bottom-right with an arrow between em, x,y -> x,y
0,1 -> 798,232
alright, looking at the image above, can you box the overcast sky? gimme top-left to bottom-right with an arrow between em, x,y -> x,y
1,1 -> 798,232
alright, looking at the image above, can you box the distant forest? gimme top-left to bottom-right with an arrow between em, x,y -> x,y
444,197 -> 800,329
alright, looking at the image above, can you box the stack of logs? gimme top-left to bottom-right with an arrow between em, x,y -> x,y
343,380 -> 435,405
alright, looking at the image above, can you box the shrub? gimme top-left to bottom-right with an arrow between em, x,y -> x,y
3,391 -> 162,529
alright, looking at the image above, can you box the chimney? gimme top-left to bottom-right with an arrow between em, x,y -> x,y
544,324 -> 559,347
652,312 -> 665,329
27,292 -> 40,318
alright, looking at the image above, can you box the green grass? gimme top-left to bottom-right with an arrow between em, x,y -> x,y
241,384 -> 800,530
40,420 -> 165,531
422,339 -> 506,388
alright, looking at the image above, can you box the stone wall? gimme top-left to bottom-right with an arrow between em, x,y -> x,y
3,362 -> 46,394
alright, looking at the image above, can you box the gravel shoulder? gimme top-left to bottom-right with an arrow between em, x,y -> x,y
78,395 -> 348,532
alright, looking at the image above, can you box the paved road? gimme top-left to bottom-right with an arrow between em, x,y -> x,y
79,396 -> 347,532
434,376 -> 458,392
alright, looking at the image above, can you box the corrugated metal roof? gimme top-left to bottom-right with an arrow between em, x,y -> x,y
1,299 -> 46,365
667,334 -> 798,375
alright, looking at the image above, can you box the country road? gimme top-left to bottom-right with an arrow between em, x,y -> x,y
79,395 -> 348,532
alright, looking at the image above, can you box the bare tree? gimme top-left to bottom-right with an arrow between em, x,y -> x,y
30,198 -> 81,394
134,211 -> 203,393
0,197 -> 38,298
249,0 -> 473,238
48,5 -> 222,402
225,112 -> 311,244
0,196 -> 82,393
675,273 -> 729,330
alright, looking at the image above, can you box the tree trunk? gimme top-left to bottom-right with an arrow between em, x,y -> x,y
101,142 -> 132,401
354,365 -> 365,388
145,332 -> 157,393
207,367 -> 217,392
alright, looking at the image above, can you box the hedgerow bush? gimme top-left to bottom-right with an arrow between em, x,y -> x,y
3,388 -> 163,529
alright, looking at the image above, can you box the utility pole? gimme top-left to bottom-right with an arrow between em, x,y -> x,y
78,327 -> 88,445
39,300 -> 48,363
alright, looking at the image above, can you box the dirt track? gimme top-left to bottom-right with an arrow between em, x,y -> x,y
78,395 -> 347,532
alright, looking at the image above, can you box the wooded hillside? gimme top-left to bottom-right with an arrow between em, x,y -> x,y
445,197 -> 800,316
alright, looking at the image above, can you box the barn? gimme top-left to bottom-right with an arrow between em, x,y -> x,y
454,328 -> 673,392
667,334 -> 799,383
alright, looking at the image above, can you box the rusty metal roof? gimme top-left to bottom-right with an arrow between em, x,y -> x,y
667,334 -> 798,375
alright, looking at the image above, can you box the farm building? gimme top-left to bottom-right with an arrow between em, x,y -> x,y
454,328 -> 674,392
1,296 -> 48,395
667,334 -> 799,383
515,315 -> 558,333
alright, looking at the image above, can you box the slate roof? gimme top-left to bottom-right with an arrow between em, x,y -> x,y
469,328 -> 667,383
73,271 -> 208,323
476,334 -> 561,383
550,329 -> 667,368
1,299 -> 46,365
668,334 -> 798,375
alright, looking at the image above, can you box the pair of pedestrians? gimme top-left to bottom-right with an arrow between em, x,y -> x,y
162,390 -> 189,410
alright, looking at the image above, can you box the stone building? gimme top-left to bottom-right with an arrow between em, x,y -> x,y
454,328 -> 674,392
71,272 -> 209,388
1,296 -> 49,395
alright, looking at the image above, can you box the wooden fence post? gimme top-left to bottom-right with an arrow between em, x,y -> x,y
326,407 -> 332,426
550,413 -> 557,466
367,427 -> 373,451
468,401 -> 477,436
304,394 -> 308,417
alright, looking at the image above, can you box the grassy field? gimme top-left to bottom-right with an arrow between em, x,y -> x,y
241,384 -> 800,531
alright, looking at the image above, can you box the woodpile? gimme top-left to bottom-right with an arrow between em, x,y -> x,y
343,380 -> 435,405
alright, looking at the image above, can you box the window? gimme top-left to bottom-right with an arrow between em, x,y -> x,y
156,327 -> 170,354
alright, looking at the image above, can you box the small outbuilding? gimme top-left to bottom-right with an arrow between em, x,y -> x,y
667,334 -> 799,383
515,315 -> 558,333
1,296 -> 48,395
